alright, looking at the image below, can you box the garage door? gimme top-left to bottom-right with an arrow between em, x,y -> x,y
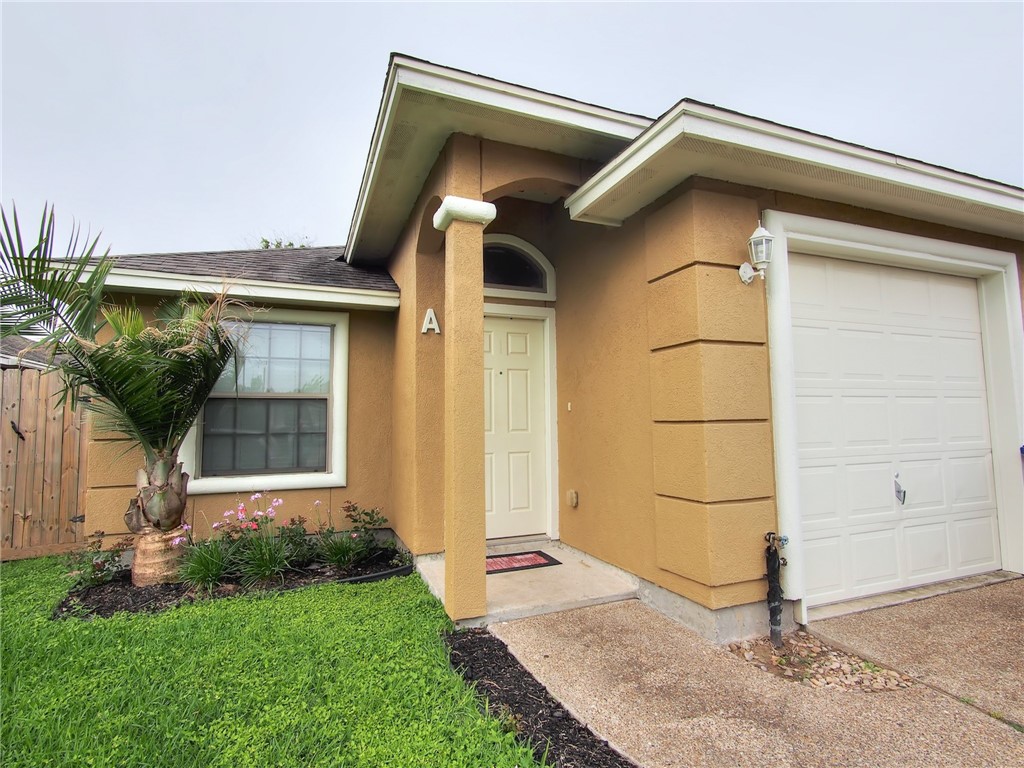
790,254 -> 1001,607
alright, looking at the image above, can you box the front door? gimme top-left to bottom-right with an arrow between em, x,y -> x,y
484,315 -> 548,539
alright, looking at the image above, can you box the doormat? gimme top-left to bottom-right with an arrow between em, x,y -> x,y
485,550 -> 561,575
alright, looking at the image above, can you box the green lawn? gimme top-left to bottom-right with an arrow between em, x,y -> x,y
0,558 -> 540,767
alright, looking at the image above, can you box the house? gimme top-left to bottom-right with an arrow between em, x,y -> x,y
83,55 -> 1024,640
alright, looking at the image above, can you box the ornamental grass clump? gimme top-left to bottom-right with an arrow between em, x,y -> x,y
178,538 -> 231,592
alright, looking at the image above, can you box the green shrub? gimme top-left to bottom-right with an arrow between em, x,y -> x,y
64,531 -> 135,590
278,516 -> 315,567
180,538 -> 231,592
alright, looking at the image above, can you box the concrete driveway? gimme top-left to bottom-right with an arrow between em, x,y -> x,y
492,594 -> 1024,768
812,577 -> 1024,730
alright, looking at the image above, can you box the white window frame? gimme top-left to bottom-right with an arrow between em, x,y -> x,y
180,308 -> 349,494
763,210 -> 1024,624
483,234 -> 557,301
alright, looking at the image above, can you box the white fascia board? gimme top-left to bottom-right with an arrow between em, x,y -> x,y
345,62 -> 404,265
345,56 -> 650,262
566,101 -> 1024,224
99,268 -> 400,310
393,57 -> 650,140
565,100 -> 693,220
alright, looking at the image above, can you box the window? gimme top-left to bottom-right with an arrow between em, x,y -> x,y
484,245 -> 545,292
482,234 -> 556,301
180,308 -> 349,494
202,323 -> 331,476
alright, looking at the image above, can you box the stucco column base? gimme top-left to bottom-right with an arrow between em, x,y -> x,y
437,203 -> 493,621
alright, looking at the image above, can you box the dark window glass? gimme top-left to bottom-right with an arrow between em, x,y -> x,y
201,399 -> 328,476
483,245 -> 545,291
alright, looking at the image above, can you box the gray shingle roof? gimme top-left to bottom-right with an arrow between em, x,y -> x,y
110,245 -> 398,293
0,335 -> 58,368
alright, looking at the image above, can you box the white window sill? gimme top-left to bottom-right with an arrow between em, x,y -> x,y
185,470 -> 345,495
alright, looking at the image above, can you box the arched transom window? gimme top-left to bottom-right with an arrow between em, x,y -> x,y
482,234 -> 556,301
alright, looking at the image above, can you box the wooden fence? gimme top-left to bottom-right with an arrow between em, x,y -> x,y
1,366 -> 88,560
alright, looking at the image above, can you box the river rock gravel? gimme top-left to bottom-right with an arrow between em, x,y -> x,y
727,630 -> 914,691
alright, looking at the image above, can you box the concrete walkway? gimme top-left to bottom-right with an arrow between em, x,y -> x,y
418,541 -> 637,625
813,577 -> 1024,729
492,599 -> 1024,768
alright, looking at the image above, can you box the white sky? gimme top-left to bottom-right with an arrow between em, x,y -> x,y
2,1 -> 1022,255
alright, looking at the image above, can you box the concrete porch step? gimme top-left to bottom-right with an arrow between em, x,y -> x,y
416,541 -> 639,627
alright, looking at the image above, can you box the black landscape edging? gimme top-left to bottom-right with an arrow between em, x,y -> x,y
338,562 -> 414,584
446,628 -> 637,768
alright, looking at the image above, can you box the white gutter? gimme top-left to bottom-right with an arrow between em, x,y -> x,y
98,267 -> 400,310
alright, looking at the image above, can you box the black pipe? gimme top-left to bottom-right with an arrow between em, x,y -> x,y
765,534 -> 784,648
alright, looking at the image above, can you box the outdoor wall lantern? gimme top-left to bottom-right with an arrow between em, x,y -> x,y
739,222 -> 775,284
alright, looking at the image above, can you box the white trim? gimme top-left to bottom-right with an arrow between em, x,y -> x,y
484,303 -> 559,540
95,267 -> 399,310
763,210 -> 1024,623
566,100 -> 1024,238
483,234 -> 557,301
179,308 -> 350,495
346,56 -> 649,262
432,196 -> 497,232
0,355 -> 50,371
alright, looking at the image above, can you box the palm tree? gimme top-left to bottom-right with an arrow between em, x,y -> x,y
1,204 -> 237,585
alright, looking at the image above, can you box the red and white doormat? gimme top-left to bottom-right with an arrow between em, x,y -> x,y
485,550 -> 561,575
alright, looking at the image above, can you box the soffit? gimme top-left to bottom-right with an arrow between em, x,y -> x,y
346,57 -> 650,263
566,102 -> 1024,240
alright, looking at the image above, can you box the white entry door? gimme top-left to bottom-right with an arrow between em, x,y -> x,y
791,254 -> 1001,607
484,316 -> 548,539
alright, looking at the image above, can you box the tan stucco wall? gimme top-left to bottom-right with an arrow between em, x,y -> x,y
548,185 -> 773,609
387,162 -> 445,556
83,302 -> 394,541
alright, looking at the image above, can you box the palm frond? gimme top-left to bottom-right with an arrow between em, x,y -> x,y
60,293 -> 237,460
1,203 -> 112,345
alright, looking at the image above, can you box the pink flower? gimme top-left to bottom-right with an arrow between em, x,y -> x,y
272,498 -> 283,507
250,492 -> 262,501
350,532 -> 359,539
223,510 -> 233,518
237,502 -> 246,511
171,536 -> 186,547
181,523 -> 191,532
267,510 -> 276,518
249,522 -> 258,530
254,511 -> 264,517
314,499 -> 322,507
212,522 -> 222,530
237,511 -> 247,521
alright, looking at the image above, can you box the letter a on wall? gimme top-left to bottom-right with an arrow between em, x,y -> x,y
421,308 -> 441,335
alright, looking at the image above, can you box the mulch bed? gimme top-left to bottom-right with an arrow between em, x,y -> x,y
52,550 -> 408,621
446,628 -> 636,768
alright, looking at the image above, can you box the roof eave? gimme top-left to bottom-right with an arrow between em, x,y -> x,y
566,102 -> 1024,239
98,267 -> 400,311
344,55 -> 651,264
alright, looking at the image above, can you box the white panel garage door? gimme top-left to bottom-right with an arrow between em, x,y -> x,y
790,254 -> 1001,607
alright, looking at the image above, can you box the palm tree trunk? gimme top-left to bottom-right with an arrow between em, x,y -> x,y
126,456 -> 189,586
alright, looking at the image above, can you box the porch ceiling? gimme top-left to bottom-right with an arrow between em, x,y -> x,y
345,56 -> 650,264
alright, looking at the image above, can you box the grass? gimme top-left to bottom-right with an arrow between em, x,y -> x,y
0,558 -> 541,767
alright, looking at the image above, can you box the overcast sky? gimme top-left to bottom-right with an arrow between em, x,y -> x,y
3,2 -> 1022,255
